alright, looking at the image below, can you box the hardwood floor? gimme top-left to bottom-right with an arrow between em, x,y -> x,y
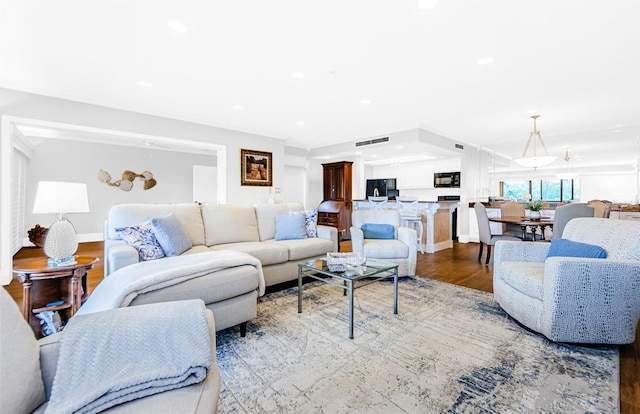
6,241 -> 639,413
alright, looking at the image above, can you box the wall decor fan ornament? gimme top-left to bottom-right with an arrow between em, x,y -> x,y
98,169 -> 157,191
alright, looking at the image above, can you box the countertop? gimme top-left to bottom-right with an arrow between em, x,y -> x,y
469,201 -> 640,212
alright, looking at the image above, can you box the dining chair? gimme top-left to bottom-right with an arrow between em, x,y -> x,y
396,196 -> 424,254
552,203 -> 595,239
499,202 -> 525,238
367,196 -> 389,210
474,203 -> 521,265
587,200 -> 611,218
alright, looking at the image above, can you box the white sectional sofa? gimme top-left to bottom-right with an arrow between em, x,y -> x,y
99,202 -> 337,334
104,202 -> 338,287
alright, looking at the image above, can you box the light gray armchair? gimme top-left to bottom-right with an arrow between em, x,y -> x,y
0,288 -> 220,413
493,218 -> 640,344
350,209 -> 417,277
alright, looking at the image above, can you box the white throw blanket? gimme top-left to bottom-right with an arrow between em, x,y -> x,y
76,250 -> 265,316
45,300 -> 212,414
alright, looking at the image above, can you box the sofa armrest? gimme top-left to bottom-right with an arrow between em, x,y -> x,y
542,258 -> 640,343
38,332 -> 63,401
398,227 -> 418,258
316,225 -> 338,252
350,227 -> 364,253
105,239 -> 139,276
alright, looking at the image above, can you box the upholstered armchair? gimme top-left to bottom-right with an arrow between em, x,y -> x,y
350,209 -> 417,277
493,218 -> 640,344
1,288 -> 220,413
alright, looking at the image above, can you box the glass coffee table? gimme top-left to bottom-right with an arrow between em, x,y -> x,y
297,258 -> 399,339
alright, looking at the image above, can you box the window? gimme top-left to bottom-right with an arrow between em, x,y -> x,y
500,179 -> 580,202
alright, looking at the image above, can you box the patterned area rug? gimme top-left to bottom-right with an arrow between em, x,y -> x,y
216,277 -> 619,413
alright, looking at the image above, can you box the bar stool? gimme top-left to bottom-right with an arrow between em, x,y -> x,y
367,196 -> 389,210
396,196 -> 424,254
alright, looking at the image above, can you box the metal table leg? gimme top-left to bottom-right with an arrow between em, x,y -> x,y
298,267 -> 303,313
393,268 -> 398,314
348,280 -> 354,339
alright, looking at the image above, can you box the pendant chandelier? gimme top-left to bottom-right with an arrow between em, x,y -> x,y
556,149 -> 577,180
514,115 -> 557,169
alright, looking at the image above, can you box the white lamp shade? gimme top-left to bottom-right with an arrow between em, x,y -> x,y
514,155 -> 557,169
33,182 -> 90,214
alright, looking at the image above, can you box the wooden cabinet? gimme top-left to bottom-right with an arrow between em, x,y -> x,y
318,161 -> 353,240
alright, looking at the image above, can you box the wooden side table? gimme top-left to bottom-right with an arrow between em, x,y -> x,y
13,256 -> 99,338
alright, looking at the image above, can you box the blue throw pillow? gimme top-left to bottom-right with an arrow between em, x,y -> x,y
547,238 -> 607,259
150,213 -> 193,256
361,223 -> 395,240
274,214 -> 308,240
115,221 -> 166,261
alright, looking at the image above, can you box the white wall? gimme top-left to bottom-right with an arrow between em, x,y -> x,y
0,88 -> 285,205
283,165 -> 306,206
579,174 -> 638,203
26,139 -> 215,241
193,165 -> 218,203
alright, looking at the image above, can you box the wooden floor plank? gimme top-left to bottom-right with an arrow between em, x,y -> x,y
6,240 -> 638,412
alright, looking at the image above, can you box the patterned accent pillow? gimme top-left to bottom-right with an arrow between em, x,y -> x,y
289,209 -> 318,238
114,221 -> 166,261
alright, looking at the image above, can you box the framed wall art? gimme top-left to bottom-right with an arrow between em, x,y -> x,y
240,148 -> 272,186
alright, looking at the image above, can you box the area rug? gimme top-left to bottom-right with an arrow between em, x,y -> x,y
215,277 -> 619,413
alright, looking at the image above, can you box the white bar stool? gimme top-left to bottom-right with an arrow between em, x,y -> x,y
367,196 -> 389,210
396,196 -> 424,254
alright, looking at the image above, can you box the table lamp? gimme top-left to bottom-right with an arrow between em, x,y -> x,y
32,181 -> 90,267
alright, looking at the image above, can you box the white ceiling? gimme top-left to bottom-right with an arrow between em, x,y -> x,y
2,0 -> 640,172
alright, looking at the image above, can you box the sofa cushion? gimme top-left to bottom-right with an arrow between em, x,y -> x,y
208,242 -> 288,266
129,265 -> 260,307
289,209 -> 318,238
274,214 -> 307,241
108,203 -> 205,246
254,203 -> 304,241
361,223 -> 395,239
363,239 -> 409,259
0,288 -> 46,413
201,203 -> 259,246
498,262 -> 545,300
265,237 -> 334,261
115,221 -> 166,261
150,214 -> 193,256
547,238 -> 607,259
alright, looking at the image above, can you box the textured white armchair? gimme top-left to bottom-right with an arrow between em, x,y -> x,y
493,217 -> 640,344
350,209 -> 417,277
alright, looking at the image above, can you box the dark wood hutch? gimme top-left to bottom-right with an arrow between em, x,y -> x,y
318,161 -> 353,240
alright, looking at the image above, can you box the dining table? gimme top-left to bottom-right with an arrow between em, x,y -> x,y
488,215 -> 554,241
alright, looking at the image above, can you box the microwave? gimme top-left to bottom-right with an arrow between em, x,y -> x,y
434,172 -> 461,188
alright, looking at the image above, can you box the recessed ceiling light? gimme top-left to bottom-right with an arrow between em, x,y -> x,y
296,121 -> 305,126
355,151 -> 362,156
360,99 -> 372,105
477,57 -> 494,66
291,71 -> 305,78
137,81 -> 152,88
396,145 -> 404,149
233,105 -> 245,111
371,154 -> 379,158
168,20 -> 190,33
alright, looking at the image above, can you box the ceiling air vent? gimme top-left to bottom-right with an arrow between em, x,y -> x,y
355,136 -> 390,147
455,143 -> 464,150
